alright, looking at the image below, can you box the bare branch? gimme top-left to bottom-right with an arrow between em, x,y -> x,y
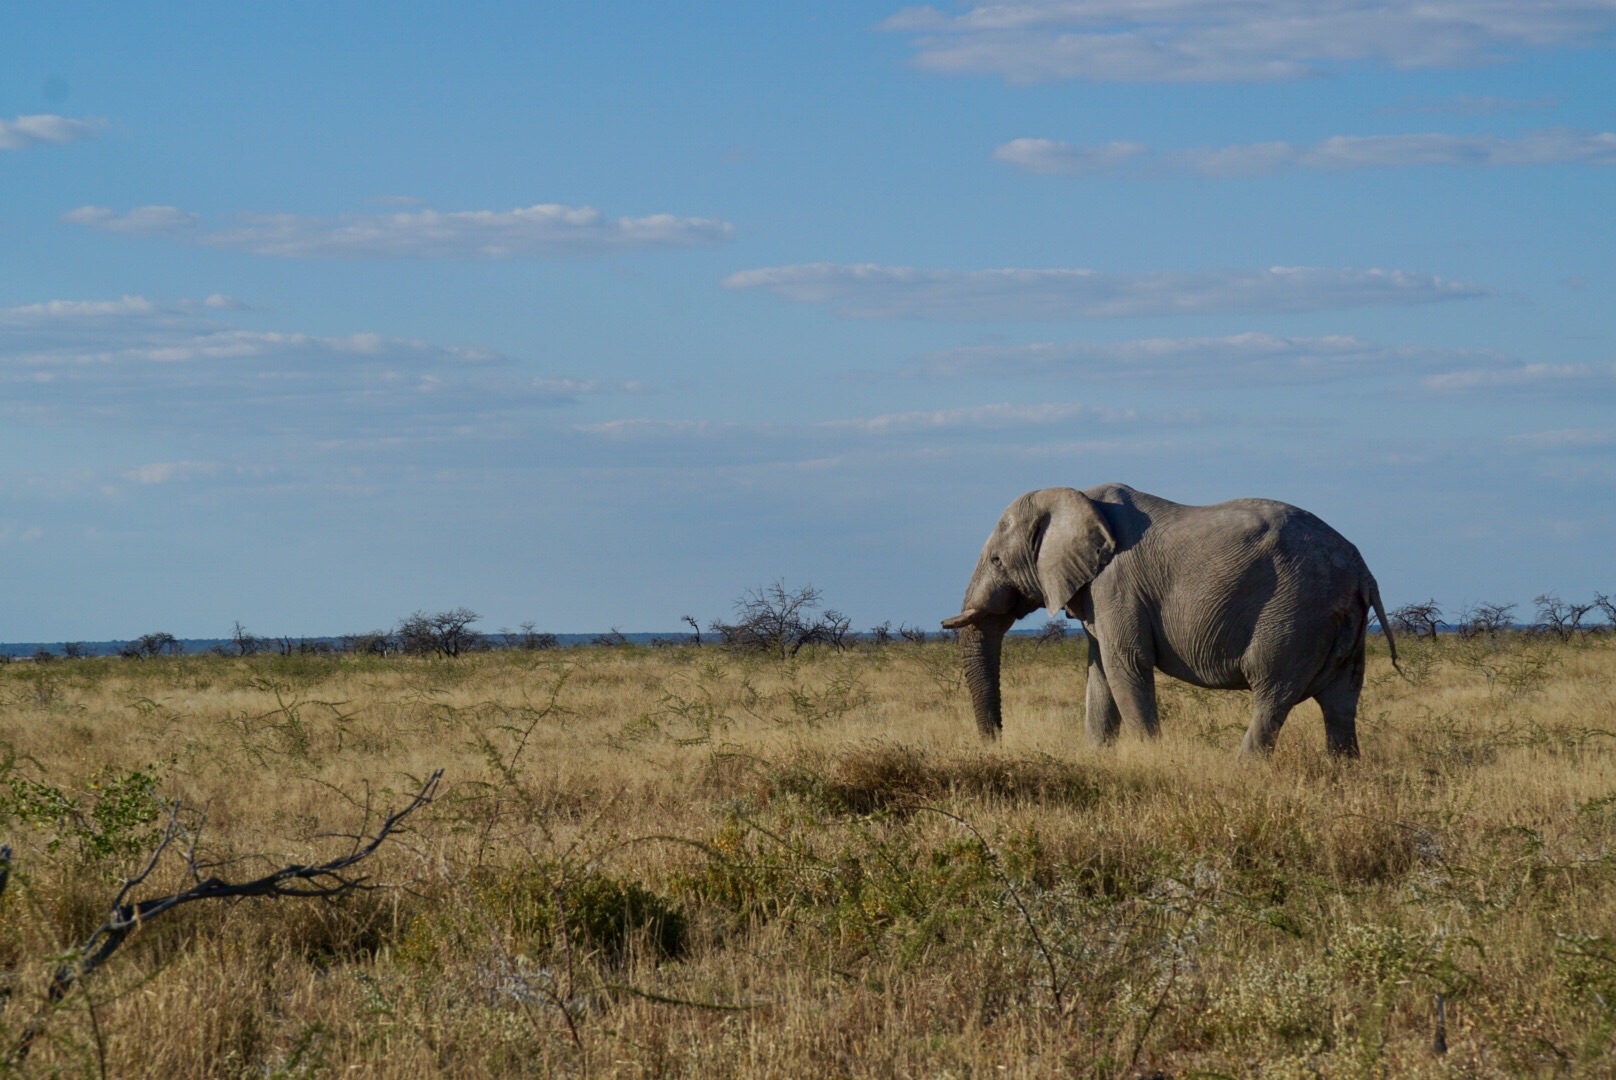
7,771 -> 442,1064
897,623 -> 930,645
902,804 -> 1066,1017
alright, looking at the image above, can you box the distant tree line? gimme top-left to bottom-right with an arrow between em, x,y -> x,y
210,609 -> 559,660
17,585 -> 1610,665
1387,593 -> 1616,642
6,581 -> 963,663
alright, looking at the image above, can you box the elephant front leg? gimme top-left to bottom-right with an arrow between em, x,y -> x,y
1084,638 -> 1123,745
1095,637 -> 1160,741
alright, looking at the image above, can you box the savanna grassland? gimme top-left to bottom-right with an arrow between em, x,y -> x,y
2,632 -> 1616,1077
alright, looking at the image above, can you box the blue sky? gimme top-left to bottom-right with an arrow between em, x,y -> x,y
3,1 -> 1614,641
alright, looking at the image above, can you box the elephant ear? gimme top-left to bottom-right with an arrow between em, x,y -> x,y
1033,488 -> 1116,617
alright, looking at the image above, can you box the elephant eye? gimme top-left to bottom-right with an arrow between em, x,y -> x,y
991,555 -> 1003,568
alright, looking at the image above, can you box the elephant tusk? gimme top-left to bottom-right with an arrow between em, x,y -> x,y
941,610 -> 984,630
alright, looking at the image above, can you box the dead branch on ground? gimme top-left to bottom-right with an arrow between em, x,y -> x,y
3,770 -> 442,1064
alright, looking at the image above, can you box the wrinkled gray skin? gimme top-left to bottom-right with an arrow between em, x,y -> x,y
942,484 -> 1397,757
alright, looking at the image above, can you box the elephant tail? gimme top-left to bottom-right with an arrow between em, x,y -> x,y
1363,573 -> 1401,674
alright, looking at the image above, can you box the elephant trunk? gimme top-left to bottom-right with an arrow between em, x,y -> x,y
958,613 -> 1014,741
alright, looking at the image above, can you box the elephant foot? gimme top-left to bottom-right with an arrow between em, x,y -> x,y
1325,738 -> 1360,759
1239,700 -> 1291,756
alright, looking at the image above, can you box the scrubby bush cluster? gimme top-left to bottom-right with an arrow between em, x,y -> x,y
705,581 -> 852,658
118,631 -> 183,660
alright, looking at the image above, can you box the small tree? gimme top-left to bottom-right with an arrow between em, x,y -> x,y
680,615 -> 702,647
1389,601 -> 1442,641
230,621 -> 261,657
868,621 -> 893,645
1534,594 -> 1595,641
1035,618 -> 1069,645
1455,602 -> 1516,642
592,628 -> 629,648
396,614 -> 435,656
342,630 -> 396,656
1595,593 -> 1616,633
799,609 -> 852,652
710,581 -> 848,659
897,623 -> 930,645
61,642 -> 86,660
500,622 -> 558,650
120,632 -> 181,659
30,648 -> 55,664
397,608 -> 482,657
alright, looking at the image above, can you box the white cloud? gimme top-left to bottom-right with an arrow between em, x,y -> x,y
537,377 -> 648,397
0,296 -> 640,439
723,263 -> 1486,320
1173,141 -> 1302,178
560,399 -> 1170,475
569,401 -> 1171,463
542,405 -> 1216,490
1,296 -> 158,321
573,418 -> 727,439
124,461 -> 221,485
1422,362 -> 1616,392
1509,428 -> 1616,449
912,332 -> 1505,384
0,114 -> 102,150
65,202 -> 735,259
62,205 -> 200,235
992,138 -> 1148,175
1188,130 -> 1616,175
994,130 -> 1616,177
819,401 -> 1117,434
1381,94 -> 1559,116
0,524 -> 46,544
884,1 -> 1616,84
910,332 -> 1612,398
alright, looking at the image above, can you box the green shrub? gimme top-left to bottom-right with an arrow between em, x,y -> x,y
0,757 -> 166,861
405,862 -> 686,965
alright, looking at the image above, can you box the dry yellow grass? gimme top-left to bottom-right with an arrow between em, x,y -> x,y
2,633 -> 1615,1076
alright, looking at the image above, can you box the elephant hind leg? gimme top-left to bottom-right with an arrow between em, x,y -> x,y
1238,690 -> 1297,756
1313,667 -> 1364,758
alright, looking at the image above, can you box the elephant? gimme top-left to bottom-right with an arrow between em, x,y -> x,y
940,484 -> 1397,756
